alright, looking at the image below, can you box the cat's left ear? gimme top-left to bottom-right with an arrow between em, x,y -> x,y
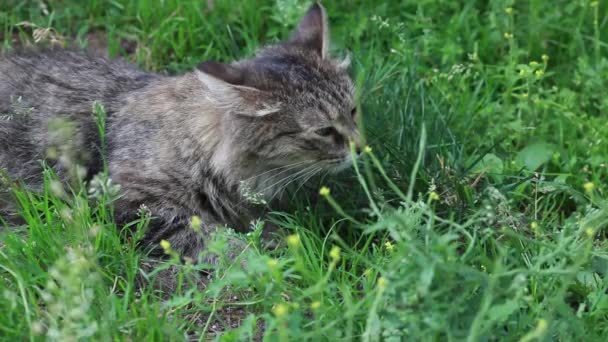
289,3 -> 330,59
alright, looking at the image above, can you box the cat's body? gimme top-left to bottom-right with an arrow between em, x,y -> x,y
0,3 -> 359,258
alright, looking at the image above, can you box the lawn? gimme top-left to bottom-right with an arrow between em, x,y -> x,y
1,0 -> 607,340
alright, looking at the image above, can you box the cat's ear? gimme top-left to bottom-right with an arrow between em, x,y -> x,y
196,62 -> 247,110
197,61 -> 245,86
196,61 -> 256,97
196,62 -> 281,117
289,3 -> 330,59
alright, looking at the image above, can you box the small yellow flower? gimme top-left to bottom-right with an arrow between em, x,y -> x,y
287,234 -> 301,248
364,268 -> 372,278
535,69 -> 544,77
503,32 -> 514,40
522,92 -> 529,98
272,303 -> 289,318
319,186 -> 331,196
530,221 -> 539,230
541,54 -> 549,62
583,182 -> 595,193
311,301 -> 321,310
329,245 -> 341,262
585,227 -> 595,238
267,258 -> 279,269
537,319 -> 548,333
429,191 -> 440,201
377,276 -> 388,291
364,146 -> 373,154
505,7 -> 513,15
384,241 -> 395,251
190,215 -> 201,232
160,239 -> 172,254
529,61 -> 539,67
519,69 -> 527,76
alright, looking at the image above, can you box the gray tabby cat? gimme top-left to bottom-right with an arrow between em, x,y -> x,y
0,3 -> 360,259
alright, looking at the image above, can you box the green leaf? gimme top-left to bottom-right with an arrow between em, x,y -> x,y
470,153 -> 504,179
418,264 -> 435,296
516,143 -> 555,170
487,300 -> 520,323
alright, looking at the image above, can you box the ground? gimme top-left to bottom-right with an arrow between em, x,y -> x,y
1,0 -> 608,340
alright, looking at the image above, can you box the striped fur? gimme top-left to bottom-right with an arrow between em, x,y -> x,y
0,3 -> 359,258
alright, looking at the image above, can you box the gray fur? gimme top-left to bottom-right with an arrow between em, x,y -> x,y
0,3 -> 359,258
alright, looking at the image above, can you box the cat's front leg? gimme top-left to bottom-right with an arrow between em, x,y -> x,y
114,198 -> 247,264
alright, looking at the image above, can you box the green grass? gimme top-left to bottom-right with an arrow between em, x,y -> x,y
1,0 -> 608,340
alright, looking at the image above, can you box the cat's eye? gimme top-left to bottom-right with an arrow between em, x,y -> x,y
315,127 -> 338,137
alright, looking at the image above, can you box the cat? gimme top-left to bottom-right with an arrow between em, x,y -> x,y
0,3 -> 360,260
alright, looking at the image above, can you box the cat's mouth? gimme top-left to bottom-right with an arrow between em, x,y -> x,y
321,154 -> 356,174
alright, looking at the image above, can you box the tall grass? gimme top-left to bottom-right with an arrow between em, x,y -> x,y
1,0 -> 607,340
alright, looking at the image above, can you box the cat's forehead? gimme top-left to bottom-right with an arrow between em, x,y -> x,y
252,50 -> 354,118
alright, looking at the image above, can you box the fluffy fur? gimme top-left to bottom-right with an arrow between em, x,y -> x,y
0,3 -> 360,258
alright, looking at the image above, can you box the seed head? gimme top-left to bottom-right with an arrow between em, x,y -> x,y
272,303 -> 289,318
583,182 -> 595,193
377,277 -> 388,291
287,234 -> 301,248
329,245 -> 341,262
267,258 -> 279,270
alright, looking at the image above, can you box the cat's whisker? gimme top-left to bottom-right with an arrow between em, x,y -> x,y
244,159 -> 312,182
286,165 -> 323,192
238,162 -> 318,205
241,160 -> 315,196
265,163 -> 321,199
255,162 -> 314,191
292,166 -> 323,196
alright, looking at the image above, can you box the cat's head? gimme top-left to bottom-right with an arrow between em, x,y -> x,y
196,3 -> 360,188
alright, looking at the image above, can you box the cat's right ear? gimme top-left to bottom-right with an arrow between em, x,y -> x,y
196,61 -> 245,87
196,62 -> 279,116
